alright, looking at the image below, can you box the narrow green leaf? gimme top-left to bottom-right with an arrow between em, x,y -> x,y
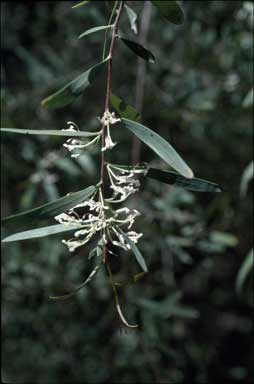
41,58 -> 108,110
137,292 -> 183,318
110,93 -> 140,121
1,185 -> 97,230
72,1 -> 90,9
119,37 -> 155,63
124,4 -> 138,34
209,231 -> 238,247
122,118 -> 193,178
242,88 -> 253,108
2,223 -> 82,243
236,249 -> 253,295
49,262 -> 102,300
171,306 -> 199,319
79,25 -> 113,39
240,160 -> 253,197
0,128 -> 100,138
147,168 -> 221,192
119,229 -> 148,272
151,1 -> 184,25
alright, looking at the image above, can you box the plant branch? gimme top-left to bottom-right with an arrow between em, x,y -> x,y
132,0 -> 152,165
100,0 -> 124,188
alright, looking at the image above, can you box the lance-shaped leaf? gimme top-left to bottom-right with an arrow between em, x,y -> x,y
122,118 -> 193,178
0,128 -> 100,138
2,223 -> 82,243
151,1 -> 184,25
242,88 -> 253,108
49,262 -> 102,300
236,248 -> 253,295
41,58 -> 108,109
119,37 -> 155,63
110,93 -> 140,121
124,4 -> 138,34
79,25 -> 113,39
1,185 -> 97,230
72,1 -> 90,9
119,229 -> 148,272
147,168 -> 221,192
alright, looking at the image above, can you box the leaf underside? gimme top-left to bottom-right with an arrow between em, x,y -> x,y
122,118 -> 193,178
79,25 -> 113,39
2,223 -> 82,243
0,128 -> 99,138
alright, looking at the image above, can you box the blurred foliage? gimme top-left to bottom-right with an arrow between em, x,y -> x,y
1,1 -> 253,383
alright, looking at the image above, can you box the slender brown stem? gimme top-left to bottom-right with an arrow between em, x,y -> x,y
100,1 -> 124,189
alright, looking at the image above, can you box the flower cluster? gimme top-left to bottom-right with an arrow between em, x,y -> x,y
56,113 -> 147,256
55,164 -> 147,253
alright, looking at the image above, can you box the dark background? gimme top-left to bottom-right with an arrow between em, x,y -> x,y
1,1 -> 253,383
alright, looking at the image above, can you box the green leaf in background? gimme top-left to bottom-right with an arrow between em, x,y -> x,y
242,88 -> 253,108
79,25 -> 113,39
147,168 -> 222,192
0,128 -> 100,138
124,4 -> 138,34
120,229 -> 148,272
209,231 -> 238,248
151,1 -> 184,25
2,223 -> 82,243
110,93 -> 140,121
240,160 -> 253,197
236,249 -> 253,295
1,185 -> 97,231
49,262 -> 102,300
119,37 -> 155,63
122,118 -> 194,178
72,1 -> 90,9
138,292 -> 199,319
41,58 -> 108,109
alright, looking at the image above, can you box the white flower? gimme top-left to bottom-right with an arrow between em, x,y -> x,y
100,111 -> 120,151
61,121 -> 101,157
105,164 -> 147,203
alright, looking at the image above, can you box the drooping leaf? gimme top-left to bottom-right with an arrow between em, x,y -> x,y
41,58 -> 108,109
122,118 -> 193,178
0,128 -> 100,138
124,4 -> 138,34
147,168 -> 221,192
2,223 -> 82,243
119,37 -> 155,63
236,249 -> 253,295
110,93 -> 140,121
49,262 -> 102,300
151,1 -> 184,25
120,229 -> 148,272
79,25 -> 113,39
72,1 -> 90,9
1,185 -> 97,231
